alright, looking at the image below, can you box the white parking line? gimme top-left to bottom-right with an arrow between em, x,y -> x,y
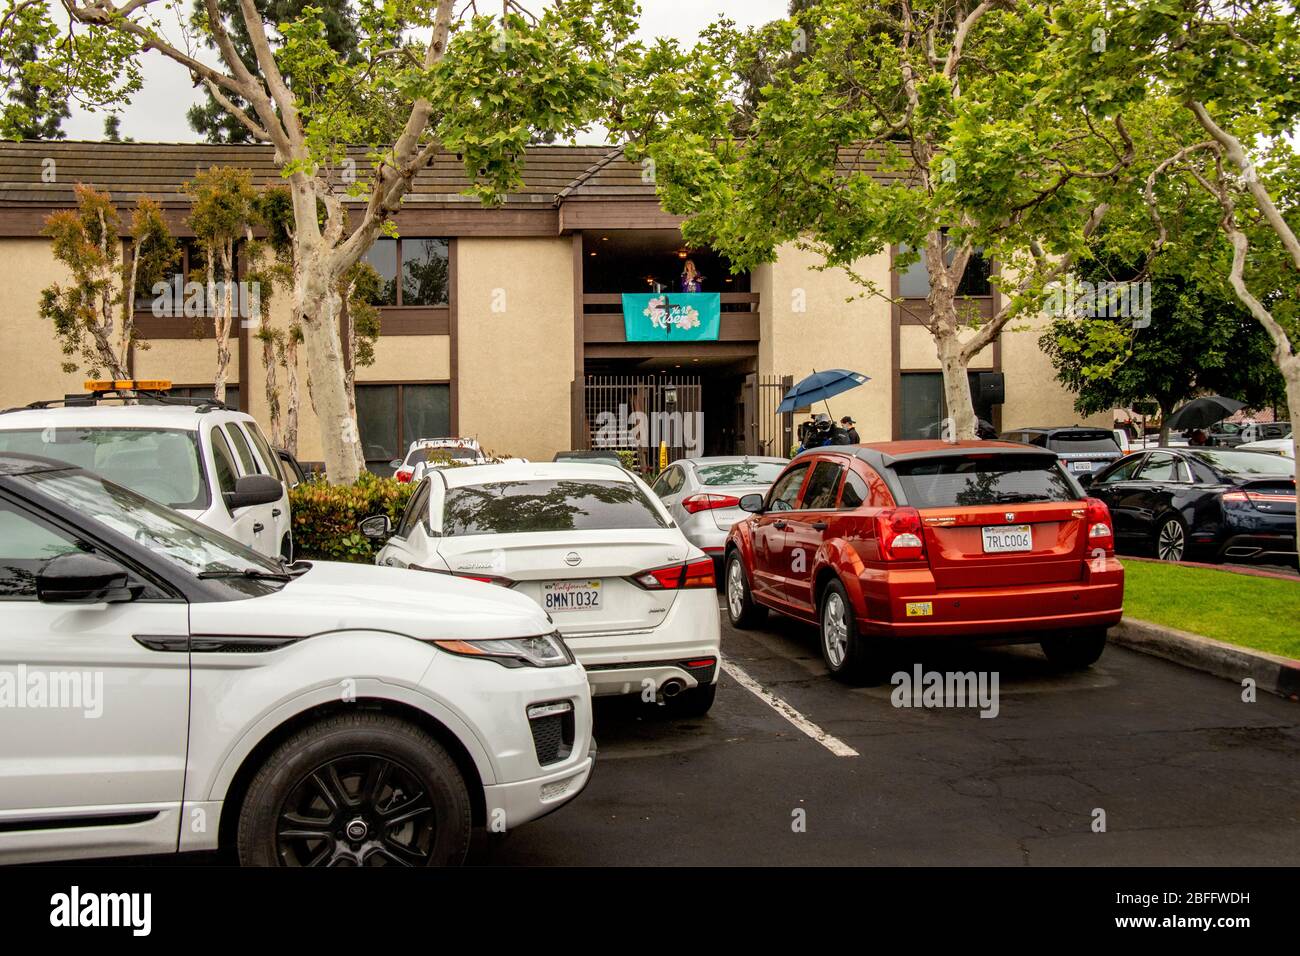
720,659 -> 860,758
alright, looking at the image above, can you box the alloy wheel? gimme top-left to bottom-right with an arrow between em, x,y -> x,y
276,754 -> 437,866
727,559 -> 745,619
1157,520 -> 1186,562
822,591 -> 848,668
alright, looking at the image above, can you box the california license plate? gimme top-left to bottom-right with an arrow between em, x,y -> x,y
1069,460 -> 1093,472
982,524 -> 1033,553
542,580 -> 602,612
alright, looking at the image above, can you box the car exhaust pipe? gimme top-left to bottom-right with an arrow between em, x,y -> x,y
660,678 -> 686,698
1224,546 -> 1261,558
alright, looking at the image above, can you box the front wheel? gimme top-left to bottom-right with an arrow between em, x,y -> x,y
1154,514 -> 1188,562
237,712 -> 471,867
1040,627 -> 1108,669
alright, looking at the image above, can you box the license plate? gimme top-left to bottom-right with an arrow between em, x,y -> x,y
542,580 -> 602,612
982,524 -> 1033,553
1069,460 -> 1093,472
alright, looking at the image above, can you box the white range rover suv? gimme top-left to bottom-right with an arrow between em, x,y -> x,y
0,381 -> 293,560
0,452 -> 594,866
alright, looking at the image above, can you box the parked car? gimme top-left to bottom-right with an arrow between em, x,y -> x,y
275,446 -> 308,487
724,442 -> 1124,679
1238,431 -> 1295,460
1083,447 -> 1296,563
0,452 -> 593,865
1206,422 -> 1245,447
1239,421 -> 1291,445
393,438 -> 488,483
366,461 -> 722,716
0,380 -> 292,560
650,455 -> 789,576
999,426 -> 1124,477
1112,428 -> 1133,455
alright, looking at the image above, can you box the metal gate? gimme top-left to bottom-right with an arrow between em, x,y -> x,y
581,375 -> 703,473
743,374 -> 794,458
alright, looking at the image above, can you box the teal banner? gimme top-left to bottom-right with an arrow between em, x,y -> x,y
621,292 -> 721,342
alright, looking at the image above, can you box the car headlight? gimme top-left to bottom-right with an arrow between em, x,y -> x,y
432,630 -> 573,668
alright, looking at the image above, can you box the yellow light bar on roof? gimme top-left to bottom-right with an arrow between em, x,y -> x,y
83,379 -> 172,393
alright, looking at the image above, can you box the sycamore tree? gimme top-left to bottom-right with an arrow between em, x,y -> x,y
11,0 -> 637,482
40,184 -> 178,381
615,0 -> 1138,439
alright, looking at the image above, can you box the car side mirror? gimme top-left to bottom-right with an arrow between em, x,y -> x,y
36,553 -> 141,604
739,493 -> 765,514
359,514 -> 393,541
223,474 -> 285,511
1077,473 -> 1095,490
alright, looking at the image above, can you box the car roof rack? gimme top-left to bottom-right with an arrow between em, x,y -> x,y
2,389 -> 233,415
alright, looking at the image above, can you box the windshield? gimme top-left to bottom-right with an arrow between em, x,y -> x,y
1048,433 -> 1120,454
892,455 -> 1079,507
407,446 -> 480,465
0,427 -> 207,510
1192,450 -> 1295,477
21,468 -> 284,579
695,462 -> 787,486
442,479 -> 668,535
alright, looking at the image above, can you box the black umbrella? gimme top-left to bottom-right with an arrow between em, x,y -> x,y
1166,396 -> 1246,431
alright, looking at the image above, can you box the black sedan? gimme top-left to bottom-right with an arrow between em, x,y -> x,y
1083,448 -> 1296,563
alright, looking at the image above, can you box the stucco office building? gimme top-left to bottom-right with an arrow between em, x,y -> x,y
0,141 -> 1106,468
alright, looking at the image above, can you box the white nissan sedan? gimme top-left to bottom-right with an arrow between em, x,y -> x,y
367,462 -> 722,716
0,453 -> 593,866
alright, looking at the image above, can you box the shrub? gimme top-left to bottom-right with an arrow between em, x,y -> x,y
290,472 -> 415,563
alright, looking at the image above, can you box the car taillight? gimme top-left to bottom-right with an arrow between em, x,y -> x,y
877,507 -> 925,560
395,469 -> 413,483
1223,488 -> 1293,508
631,558 -> 716,589
681,493 -> 742,513
1084,497 -> 1114,552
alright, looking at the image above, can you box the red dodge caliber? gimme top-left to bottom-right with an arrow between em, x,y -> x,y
724,441 -> 1124,679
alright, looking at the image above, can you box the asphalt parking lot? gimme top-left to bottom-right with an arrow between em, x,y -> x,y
469,599 -> 1300,866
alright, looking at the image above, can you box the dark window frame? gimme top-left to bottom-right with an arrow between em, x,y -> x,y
362,237 -> 451,308
355,380 -> 453,468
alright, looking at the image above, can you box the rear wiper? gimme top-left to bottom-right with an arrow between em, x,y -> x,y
989,493 -> 1050,503
197,567 -> 293,582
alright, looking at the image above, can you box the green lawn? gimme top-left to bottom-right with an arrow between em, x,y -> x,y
1120,559 -> 1300,660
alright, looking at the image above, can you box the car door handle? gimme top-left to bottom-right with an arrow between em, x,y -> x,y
811,521 -> 828,531
253,522 -> 264,533
773,520 -> 787,530
272,508 -> 282,517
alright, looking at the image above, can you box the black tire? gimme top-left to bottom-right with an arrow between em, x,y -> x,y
236,711 -> 471,867
663,682 -> 717,718
1040,627 -> 1108,669
819,579 -> 874,682
1153,514 -> 1188,562
724,551 -> 767,629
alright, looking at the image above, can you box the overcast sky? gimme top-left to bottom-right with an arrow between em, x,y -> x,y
62,0 -> 790,142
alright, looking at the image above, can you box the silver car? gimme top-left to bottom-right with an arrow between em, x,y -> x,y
649,456 -> 789,576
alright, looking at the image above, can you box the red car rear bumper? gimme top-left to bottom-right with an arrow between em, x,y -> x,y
854,562 -> 1124,639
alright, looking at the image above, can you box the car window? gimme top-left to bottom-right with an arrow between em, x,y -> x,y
1097,455 -> 1144,483
240,422 -> 279,479
650,469 -> 673,497
766,463 -> 810,512
1136,453 -> 1182,482
799,461 -> 843,510
209,428 -> 240,496
0,499 -> 86,600
0,427 -> 208,511
891,454 -> 1077,507
1048,432 -> 1121,454
1191,449 -> 1296,477
663,467 -> 685,495
840,471 -> 868,508
396,480 -> 431,538
224,424 -> 259,475
441,479 -> 668,535
695,462 -> 787,486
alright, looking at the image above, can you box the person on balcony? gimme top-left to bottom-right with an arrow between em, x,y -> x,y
680,259 -> 704,293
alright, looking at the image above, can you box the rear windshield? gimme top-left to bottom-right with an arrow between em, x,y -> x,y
1192,450 -> 1295,477
1047,432 -> 1120,453
891,455 -> 1078,508
441,479 -> 668,535
407,446 -> 480,465
695,462 -> 787,486
0,426 -> 208,510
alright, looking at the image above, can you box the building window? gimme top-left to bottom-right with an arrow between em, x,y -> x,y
135,241 -> 244,317
899,372 -> 995,439
172,384 -> 241,411
897,241 -> 992,298
356,383 -> 451,469
362,238 -> 449,307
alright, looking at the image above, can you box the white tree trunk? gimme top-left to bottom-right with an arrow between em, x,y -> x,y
936,330 -> 978,441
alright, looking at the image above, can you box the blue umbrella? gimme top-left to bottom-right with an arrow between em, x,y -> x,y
777,369 -> 871,415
